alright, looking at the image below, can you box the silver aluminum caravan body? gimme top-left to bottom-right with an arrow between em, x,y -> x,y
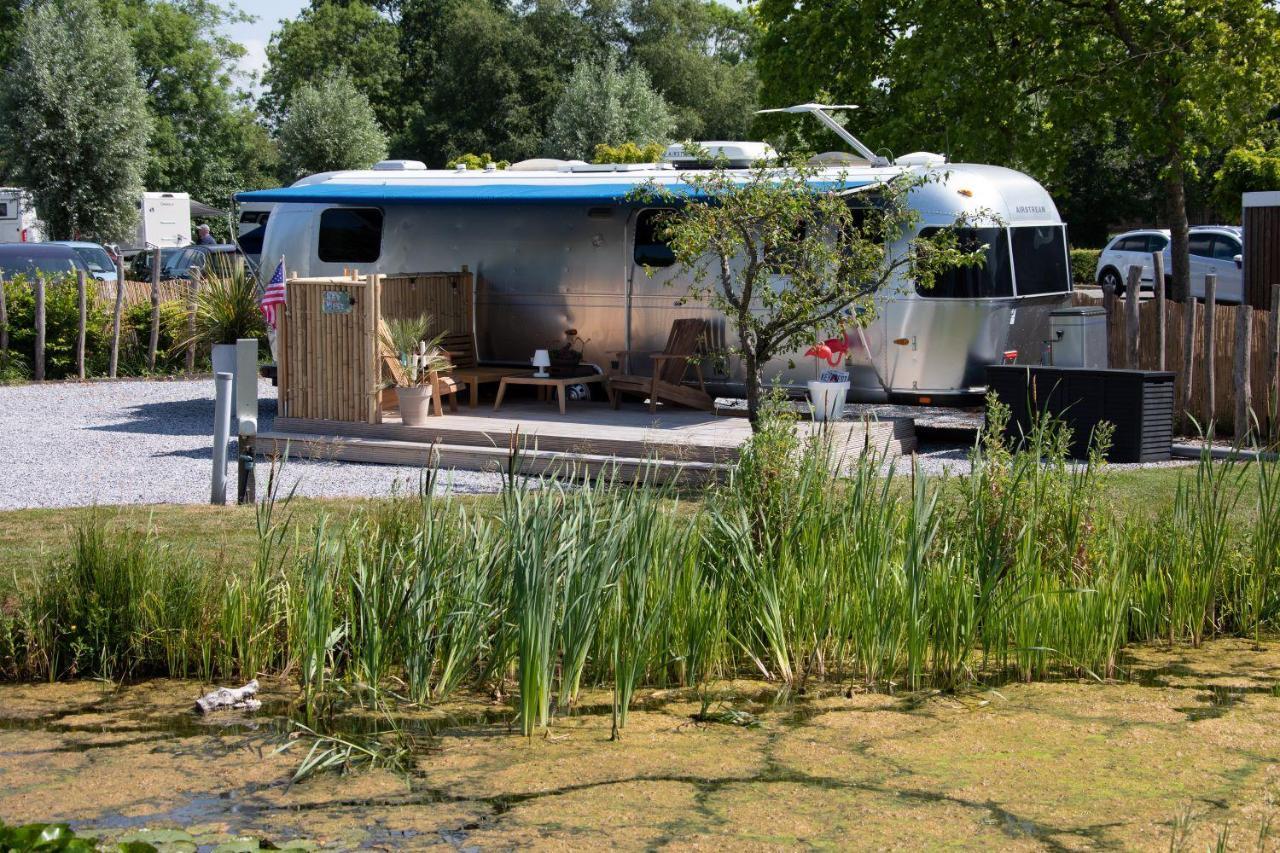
0,188 -> 44,243
240,160 -> 1072,403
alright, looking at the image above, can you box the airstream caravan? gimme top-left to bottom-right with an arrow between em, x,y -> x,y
238,109 -> 1072,404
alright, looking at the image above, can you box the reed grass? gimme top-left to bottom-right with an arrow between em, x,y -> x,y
3,399 -> 1279,739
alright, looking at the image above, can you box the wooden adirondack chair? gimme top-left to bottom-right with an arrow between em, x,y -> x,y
607,318 -> 713,413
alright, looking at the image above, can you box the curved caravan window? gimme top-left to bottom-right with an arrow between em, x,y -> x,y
915,227 -> 1013,298
634,209 -> 675,267
1010,225 -> 1070,295
318,208 -> 382,263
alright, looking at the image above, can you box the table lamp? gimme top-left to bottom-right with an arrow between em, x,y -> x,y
532,348 -> 551,378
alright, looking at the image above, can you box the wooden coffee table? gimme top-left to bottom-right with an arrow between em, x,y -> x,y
493,373 -> 609,415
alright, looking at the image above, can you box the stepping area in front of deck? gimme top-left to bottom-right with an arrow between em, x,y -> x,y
259,400 -> 916,483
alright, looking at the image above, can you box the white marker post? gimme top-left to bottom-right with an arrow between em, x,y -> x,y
211,372 -> 233,505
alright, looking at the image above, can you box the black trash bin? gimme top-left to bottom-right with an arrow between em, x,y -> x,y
985,365 -> 1175,463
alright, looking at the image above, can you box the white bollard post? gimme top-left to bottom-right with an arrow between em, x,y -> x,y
212,371 -> 233,505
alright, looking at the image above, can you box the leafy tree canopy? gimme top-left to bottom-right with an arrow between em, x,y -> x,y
546,52 -> 675,160
262,1 -> 405,136
0,0 -> 151,241
277,71 -> 389,180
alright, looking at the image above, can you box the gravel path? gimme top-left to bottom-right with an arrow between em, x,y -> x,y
0,378 -> 508,509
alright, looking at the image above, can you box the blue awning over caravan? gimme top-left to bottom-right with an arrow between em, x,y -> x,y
234,179 -> 875,207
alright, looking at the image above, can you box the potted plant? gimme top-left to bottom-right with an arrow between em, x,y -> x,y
380,313 -> 451,426
548,328 -> 589,376
804,336 -> 851,422
181,266 -> 265,403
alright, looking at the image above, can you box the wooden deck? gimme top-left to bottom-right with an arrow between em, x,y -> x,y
259,400 -> 916,483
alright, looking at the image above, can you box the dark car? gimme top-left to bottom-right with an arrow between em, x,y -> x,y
0,243 -> 89,281
128,244 -> 244,281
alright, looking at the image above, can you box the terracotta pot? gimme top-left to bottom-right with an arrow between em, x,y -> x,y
397,386 -> 433,426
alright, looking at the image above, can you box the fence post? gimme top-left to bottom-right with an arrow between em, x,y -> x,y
0,273 -> 7,373
366,273 -> 380,425
1205,273 -> 1217,433
148,245 -> 161,372
1182,292 -> 1197,433
109,256 -> 125,378
33,275 -> 45,381
1125,266 -> 1141,369
76,269 -> 87,380
186,266 -> 201,374
1234,305 -> 1253,444
1270,284 -> 1280,443
1152,251 -> 1167,371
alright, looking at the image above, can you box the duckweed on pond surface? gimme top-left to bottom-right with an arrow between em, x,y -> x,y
2,640 -> 1280,850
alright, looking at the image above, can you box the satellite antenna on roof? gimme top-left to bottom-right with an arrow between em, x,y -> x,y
756,103 -> 890,168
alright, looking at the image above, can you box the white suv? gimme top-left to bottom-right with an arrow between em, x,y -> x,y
1095,229 -> 1170,294
1161,226 -> 1243,303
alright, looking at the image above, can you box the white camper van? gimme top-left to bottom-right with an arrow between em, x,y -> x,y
238,107 -> 1075,404
136,192 -> 192,249
0,188 -> 44,243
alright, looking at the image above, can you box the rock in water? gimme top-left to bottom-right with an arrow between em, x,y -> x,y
194,679 -> 262,714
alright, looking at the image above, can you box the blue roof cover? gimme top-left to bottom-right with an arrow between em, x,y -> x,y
235,179 -> 871,206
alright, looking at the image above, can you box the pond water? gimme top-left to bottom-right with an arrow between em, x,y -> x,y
4,640 -> 1280,850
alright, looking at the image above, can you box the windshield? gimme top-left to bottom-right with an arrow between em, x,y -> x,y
0,254 -> 82,278
73,246 -> 114,274
915,227 -> 1014,299
1011,225 -> 1071,295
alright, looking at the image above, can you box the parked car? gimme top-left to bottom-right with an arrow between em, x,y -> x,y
1094,229 -> 1170,294
0,243 -> 88,280
1162,226 -> 1244,304
46,241 -> 117,282
169,244 -> 244,279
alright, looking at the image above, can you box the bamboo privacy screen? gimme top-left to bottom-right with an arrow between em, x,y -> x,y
277,269 -> 473,423
1074,292 -> 1278,436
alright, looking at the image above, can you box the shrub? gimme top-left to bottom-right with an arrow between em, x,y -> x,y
592,142 -> 666,164
1,274 -> 110,379
446,152 -> 510,170
1070,248 -> 1100,286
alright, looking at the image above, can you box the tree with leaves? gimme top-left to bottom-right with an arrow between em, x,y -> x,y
277,72 -> 389,181
640,158 -> 979,427
546,53 -> 675,160
262,0 -> 405,138
0,0 -> 151,242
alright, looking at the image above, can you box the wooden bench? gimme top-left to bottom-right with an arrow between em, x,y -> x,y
439,330 -> 531,407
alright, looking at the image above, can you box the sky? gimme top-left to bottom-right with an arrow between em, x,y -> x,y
225,0 -> 309,88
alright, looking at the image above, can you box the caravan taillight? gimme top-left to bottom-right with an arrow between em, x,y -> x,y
20,228 -> 27,242
1002,350 -> 1018,364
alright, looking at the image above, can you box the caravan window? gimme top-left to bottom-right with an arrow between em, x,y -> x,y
634,209 -> 675,267
0,202 -> 8,218
318,208 -> 382,263
915,227 -> 1013,298
1011,225 -> 1070,295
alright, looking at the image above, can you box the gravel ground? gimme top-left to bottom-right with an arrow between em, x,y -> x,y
0,378 -> 508,509
0,378 -> 1200,510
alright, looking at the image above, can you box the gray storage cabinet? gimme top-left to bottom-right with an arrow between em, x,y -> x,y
985,365 -> 1175,463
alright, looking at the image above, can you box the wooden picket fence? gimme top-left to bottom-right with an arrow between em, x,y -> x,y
1074,290 -> 1280,439
94,279 -> 191,308
277,269 -> 474,423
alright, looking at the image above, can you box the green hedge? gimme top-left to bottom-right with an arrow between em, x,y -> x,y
1070,248 -> 1100,286
1,275 -> 204,381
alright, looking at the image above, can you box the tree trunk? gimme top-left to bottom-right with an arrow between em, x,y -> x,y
1165,162 -> 1191,303
743,351 -> 763,429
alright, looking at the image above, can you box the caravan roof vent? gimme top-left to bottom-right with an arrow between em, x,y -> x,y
510,158 -> 573,171
894,152 -> 947,167
807,151 -> 871,167
662,141 -> 776,169
372,160 -> 427,171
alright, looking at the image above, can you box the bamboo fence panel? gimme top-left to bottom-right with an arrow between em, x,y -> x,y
1074,292 -> 1276,435
95,279 -> 189,307
278,271 -> 470,423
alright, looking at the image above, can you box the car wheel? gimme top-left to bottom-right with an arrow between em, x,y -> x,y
1099,267 -> 1124,296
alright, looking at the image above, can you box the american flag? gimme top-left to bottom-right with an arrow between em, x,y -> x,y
260,259 -> 286,330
